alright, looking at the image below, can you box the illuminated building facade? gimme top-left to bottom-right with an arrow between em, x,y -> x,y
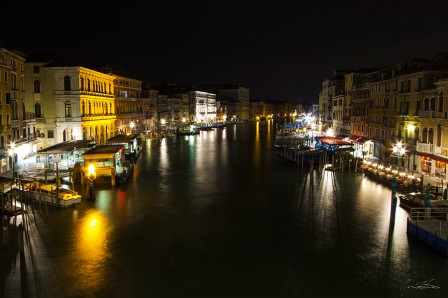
23,54 -> 117,148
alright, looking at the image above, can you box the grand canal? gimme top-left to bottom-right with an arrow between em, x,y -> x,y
2,121 -> 448,298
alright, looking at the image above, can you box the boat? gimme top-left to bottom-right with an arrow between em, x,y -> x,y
398,192 -> 448,219
23,182 -> 82,207
178,127 -> 200,135
198,126 -> 214,131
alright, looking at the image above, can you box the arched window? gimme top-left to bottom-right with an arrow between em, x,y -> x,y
81,101 -> 85,116
439,92 -> 444,112
35,103 -> 42,118
428,128 -> 434,144
430,97 -> 436,111
33,80 -> 40,93
424,98 -> 430,111
65,101 -> 72,117
80,77 -> 84,90
422,127 -> 428,143
88,101 -> 92,115
64,76 -> 71,91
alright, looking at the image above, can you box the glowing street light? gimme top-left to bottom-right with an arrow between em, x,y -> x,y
392,141 -> 406,170
87,164 -> 97,200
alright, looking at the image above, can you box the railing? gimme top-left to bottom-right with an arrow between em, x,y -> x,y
418,111 -> 436,118
417,142 -> 433,153
409,207 -> 448,221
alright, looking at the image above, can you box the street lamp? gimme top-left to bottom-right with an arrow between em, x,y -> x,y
87,164 -> 97,200
392,141 -> 406,170
8,142 -> 16,179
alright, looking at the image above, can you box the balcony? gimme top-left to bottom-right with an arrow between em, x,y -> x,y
418,111 -> 435,118
418,111 -> 448,119
417,142 -> 433,154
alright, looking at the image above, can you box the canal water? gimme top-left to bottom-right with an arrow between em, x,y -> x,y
2,121 -> 448,298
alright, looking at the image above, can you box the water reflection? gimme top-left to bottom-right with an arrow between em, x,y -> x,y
65,209 -> 111,295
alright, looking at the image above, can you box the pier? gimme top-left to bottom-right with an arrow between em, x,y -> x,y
407,207 -> 448,256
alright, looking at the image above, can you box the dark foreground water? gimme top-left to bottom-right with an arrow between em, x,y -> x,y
2,121 -> 448,298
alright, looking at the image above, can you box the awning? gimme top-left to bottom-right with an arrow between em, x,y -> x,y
355,137 -> 370,144
349,135 -> 361,142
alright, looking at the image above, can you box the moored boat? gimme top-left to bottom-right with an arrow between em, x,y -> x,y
398,192 -> 448,219
23,182 -> 82,207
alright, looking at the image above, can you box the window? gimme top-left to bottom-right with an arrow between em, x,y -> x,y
65,101 -> 72,117
64,76 -> 71,91
47,130 -> 54,138
428,128 -> 434,144
35,103 -> 42,118
430,97 -> 436,111
406,79 -> 411,93
34,80 -> 40,93
6,93 -> 11,104
422,128 -> 428,143
404,101 -> 409,115
33,66 -> 40,73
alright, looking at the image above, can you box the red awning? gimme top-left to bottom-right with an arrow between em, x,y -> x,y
349,135 -> 360,142
355,137 -> 370,144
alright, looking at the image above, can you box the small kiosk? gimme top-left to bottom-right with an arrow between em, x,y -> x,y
82,144 -> 129,186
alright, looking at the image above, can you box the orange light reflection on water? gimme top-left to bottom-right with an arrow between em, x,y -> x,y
66,210 -> 111,294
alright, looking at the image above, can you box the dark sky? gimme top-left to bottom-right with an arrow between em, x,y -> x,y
3,1 -> 448,103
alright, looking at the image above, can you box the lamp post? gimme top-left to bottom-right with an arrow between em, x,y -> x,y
87,164 -> 97,200
392,141 -> 406,171
8,142 -> 16,179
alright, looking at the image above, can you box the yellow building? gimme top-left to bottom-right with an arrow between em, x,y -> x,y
24,54 -> 117,149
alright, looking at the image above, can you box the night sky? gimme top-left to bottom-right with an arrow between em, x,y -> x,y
3,1 -> 448,103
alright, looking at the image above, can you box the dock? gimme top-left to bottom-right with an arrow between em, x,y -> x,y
407,207 -> 448,256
